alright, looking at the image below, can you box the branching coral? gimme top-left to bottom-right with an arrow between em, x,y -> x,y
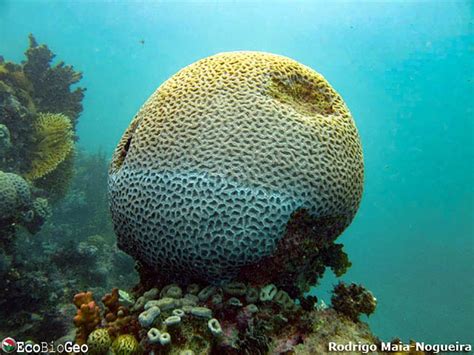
103,288 -> 120,320
73,291 -> 101,345
23,34 -> 85,126
25,112 -> 74,180
102,288 -> 140,339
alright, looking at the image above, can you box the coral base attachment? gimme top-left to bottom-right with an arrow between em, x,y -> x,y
134,209 -> 353,303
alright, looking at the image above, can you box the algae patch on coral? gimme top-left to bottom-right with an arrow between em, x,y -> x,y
268,74 -> 338,117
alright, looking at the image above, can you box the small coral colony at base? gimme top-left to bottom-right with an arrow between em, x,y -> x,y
0,36 -> 416,354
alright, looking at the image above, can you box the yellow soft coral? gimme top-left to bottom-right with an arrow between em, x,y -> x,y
25,112 -> 74,180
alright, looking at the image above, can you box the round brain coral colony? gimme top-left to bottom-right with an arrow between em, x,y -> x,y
109,52 -> 363,289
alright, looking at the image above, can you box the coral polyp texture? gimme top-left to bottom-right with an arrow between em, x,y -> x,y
109,51 -> 364,284
0,170 -> 31,219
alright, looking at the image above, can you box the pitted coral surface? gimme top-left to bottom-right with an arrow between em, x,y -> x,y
109,52 -> 364,282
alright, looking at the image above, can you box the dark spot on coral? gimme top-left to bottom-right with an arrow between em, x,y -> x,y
122,136 -> 132,159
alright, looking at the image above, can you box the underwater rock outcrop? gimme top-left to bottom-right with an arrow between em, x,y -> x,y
0,35 -> 95,343
0,34 -> 84,201
109,52 -> 364,291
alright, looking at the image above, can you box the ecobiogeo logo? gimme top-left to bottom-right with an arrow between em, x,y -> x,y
1,337 -> 88,353
1,337 -> 17,353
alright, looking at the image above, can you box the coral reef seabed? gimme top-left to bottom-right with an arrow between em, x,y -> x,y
68,280 -> 382,355
0,40 -> 430,355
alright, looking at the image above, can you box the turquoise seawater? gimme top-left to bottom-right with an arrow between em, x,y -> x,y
1,0 -> 472,345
